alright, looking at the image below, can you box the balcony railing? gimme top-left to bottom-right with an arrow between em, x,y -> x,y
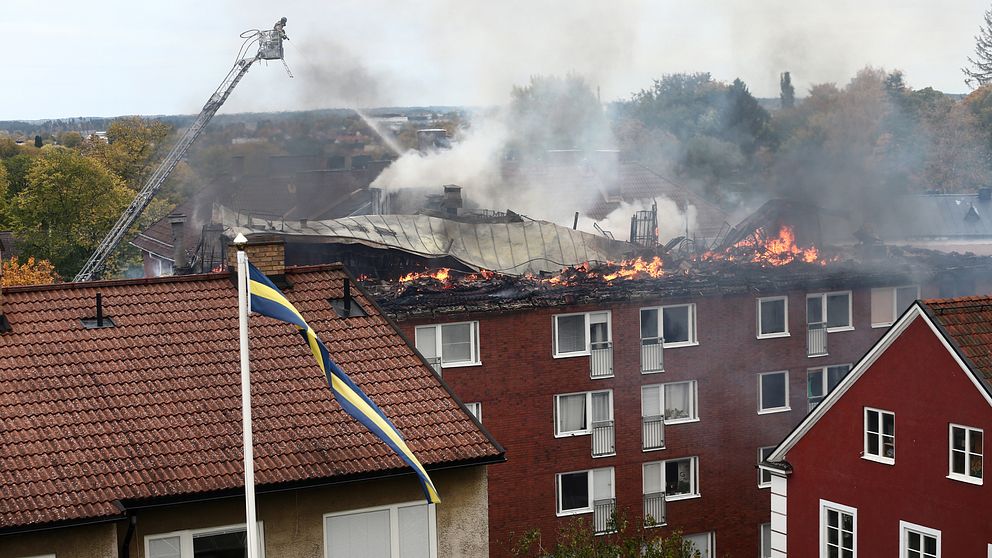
640,337 -> 664,373
592,420 -> 615,457
642,414 -> 665,450
593,498 -> 616,534
425,356 -> 442,375
807,322 -> 827,357
642,492 -> 667,527
590,341 -> 613,379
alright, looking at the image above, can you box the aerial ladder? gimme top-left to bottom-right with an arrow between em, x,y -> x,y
74,19 -> 292,282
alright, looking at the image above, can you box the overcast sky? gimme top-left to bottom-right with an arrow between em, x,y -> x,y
4,0 -> 988,121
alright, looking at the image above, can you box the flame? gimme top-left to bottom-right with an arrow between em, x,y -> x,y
399,268 -> 450,282
705,225 -> 825,266
601,256 -> 665,281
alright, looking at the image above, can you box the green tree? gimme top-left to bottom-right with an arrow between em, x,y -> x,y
83,116 -> 172,187
2,154 -> 36,197
964,6 -> 992,88
10,147 -> 131,277
59,131 -> 83,148
780,72 -> 795,109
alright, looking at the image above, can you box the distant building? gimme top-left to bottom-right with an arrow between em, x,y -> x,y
765,296 -> 992,557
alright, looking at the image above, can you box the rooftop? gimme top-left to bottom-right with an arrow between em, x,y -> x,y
923,295 -> 992,381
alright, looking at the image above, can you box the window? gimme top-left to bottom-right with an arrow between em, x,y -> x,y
554,311 -> 611,357
641,304 -> 697,348
642,381 -> 698,425
761,523 -> 772,558
758,296 -> 789,338
464,402 -> 482,422
807,364 -> 851,410
807,291 -> 852,331
758,447 -> 775,488
899,521 -> 939,558
949,424 -> 983,484
758,371 -> 790,414
324,502 -> 436,558
819,500 -> 856,558
864,407 -> 895,464
556,467 -> 614,515
684,532 -> 714,558
414,322 -> 480,367
554,390 -> 612,437
643,457 -> 699,501
871,286 -> 919,327
147,523 -> 264,558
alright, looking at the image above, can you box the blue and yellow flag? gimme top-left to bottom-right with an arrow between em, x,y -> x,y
246,262 -> 440,504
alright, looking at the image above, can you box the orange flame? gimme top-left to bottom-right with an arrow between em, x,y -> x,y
601,256 -> 665,281
399,268 -> 450,282
708,225 -> 823,266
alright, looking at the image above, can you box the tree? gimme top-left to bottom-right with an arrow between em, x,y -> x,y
509,74 -> 611,155
83,116 -> 172,187
10,147 -> 131,278
780,72 -> 795,109
1,256 -> 60,286
964,7 -> 992,88
2,154 -> 36,197
33,135 -> 42,148
59,131 -> 83,148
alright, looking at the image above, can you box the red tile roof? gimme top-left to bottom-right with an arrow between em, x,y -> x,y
923,295 -> 992,380
0,266 -> 502,530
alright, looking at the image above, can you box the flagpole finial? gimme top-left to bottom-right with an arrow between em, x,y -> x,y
234,233 -> 248,251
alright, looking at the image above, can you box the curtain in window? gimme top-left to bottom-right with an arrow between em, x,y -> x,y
556,315 -> 586,353
642,462 -> 662,494
589,312 -> 609,347
440,323 -> 472,363
415,327 -> 438,359
558,394 -> 587,432
665,459 -> 692,495
593,468 -> 613,500
642,386 -> 662,417
665,383 -> 691,420
591,392 -> 610,422
871,288 -> 894,324
326,509 -> 391,558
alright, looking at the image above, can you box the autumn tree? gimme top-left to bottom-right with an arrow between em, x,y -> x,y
512,511 -> 701,558
83,116 -> 172,187
509,74 -> 611,155
2,257 -> 60,286
59,131 -> 83,148
10,147 -> 131,278
964,6 -> 992,88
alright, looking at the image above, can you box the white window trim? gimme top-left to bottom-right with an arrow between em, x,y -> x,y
758,447 -> 775,488
761,522 -> 772,558
648,456 -> 700,502
465,402 -> 482,423
863,407 -> 895,465
899,520 -> 940,558
146,522 -> 265,558
948,423 -> 983,485
757,296 -> 790,339
758,371 -> 791,415
555,467 -> 614,516
807,291 -> 854,332
414,321 -> 482,368
642,381 -> 699,426
685,531 -> 715,557
322,501 -> 438,558
819,499 -> 857,558
641,304 -> 699,349
554,390 -> 613,437
807,363 -> 852,411
553,311 -> 612,358
871,285 -> 920,328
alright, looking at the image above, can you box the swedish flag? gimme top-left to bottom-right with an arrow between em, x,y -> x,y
247,262 -> 440,504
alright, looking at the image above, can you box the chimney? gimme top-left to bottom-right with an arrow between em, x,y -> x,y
442,185 -> 462,217
979,187 -> 991,202
370,187 -> 383,215
168,213 -> 187,273
227,235 -> 286,277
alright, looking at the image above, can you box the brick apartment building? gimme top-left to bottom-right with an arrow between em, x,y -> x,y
371,257 -> 992,557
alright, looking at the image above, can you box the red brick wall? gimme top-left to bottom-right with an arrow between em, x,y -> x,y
398,283 -> 922,557
784,315 -> 992,557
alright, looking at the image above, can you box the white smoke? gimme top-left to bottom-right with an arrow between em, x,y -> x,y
596,198 -> 698,244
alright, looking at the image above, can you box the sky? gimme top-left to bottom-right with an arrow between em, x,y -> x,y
3,0 -> 989,121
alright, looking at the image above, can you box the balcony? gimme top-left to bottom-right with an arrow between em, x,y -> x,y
593,498 -> 616,534
642,492 -> 666,527
425,356 -> 442,375
807,322 -> 827,357
590,341 -> 613,379
640,337 -> 664,373
591,420 -> 615,457
642,414 -> 665,450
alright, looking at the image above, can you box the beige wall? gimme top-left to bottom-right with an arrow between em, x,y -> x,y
0,521 -> 117,558
127,465 -> 489,558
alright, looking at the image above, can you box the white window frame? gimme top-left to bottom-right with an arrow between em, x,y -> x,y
322,501 -> 438,558
685,531 -> 715,557
807,364 -> 852,411
555,467 -> 615,516
758,371 -> 790,414
761,523 -> 772,558
641,304 -> 698,348
899,520 -> 940,558
819,499 -> 857,558
554,390 -> 613,437
948,423 -> 983,485
465,402 -> 482,423
146,522 -> 265,558
871,285 -> 920,328
863,407 -> 895,464
642,381 -> 699,426
758,447 -> 775,488
553,311 -> 612,358
807,291 -> 853,332
757,296 -> 789,339
644,456 -> 700,502
414,321 -> 481,368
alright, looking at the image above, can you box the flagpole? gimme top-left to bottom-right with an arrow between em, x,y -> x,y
235,233 -> 260,558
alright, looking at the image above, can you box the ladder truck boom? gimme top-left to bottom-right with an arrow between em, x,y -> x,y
73,21 -> 290,282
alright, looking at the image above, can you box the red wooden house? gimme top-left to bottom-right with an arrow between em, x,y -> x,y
764,295 -> 992,557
